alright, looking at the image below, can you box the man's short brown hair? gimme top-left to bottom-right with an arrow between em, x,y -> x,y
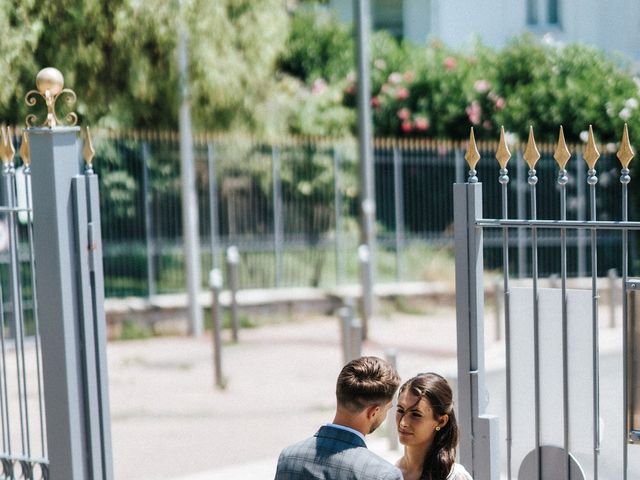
336,356 -> 401,412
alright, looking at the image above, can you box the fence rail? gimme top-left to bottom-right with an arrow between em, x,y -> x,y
41,129 -> 638,297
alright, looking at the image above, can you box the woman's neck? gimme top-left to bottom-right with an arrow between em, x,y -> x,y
399,443 -> 431,479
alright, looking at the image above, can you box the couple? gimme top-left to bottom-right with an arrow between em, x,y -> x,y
275,356 -> 472,480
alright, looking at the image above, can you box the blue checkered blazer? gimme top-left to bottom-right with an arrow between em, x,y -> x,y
275,425 -> 403,480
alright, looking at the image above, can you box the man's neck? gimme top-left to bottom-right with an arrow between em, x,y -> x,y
332,412 -> 367,437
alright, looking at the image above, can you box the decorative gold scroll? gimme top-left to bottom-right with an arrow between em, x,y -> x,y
553,126 -> 571,170
583,125 -> 600,169
523,126 -> 540,169
464,127 -> 480,170
495,126 -> 511,169
24,67 -> 78,128
617,123 -> 634,169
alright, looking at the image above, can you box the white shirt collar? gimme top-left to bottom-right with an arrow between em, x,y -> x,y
325,423 -> 366,443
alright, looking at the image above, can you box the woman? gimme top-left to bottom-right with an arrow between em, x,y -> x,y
395,373 -> 472,480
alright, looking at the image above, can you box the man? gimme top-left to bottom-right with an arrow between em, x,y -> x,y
275,356 -> 403,479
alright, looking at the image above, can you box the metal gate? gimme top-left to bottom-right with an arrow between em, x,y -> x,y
0,68 -> 113,480
455,125 -> 640,480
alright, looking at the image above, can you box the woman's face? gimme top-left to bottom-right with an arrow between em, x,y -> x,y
395,389 -> 446,448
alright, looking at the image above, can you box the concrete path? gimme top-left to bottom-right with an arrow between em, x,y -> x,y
108,303 -> 472,480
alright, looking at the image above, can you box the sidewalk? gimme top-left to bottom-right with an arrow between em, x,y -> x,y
108,303 -> 470,480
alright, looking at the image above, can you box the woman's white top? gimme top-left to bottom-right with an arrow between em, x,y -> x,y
447,463 -> 473,480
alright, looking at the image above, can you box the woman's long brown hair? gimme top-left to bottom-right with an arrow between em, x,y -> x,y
400,373 -> 459,480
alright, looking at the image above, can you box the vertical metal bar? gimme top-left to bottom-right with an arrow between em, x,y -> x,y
587,166 -> 600,480
333,146 -> 344,285
271,146 -> 283,288
226,246 -> 240,343
621,164 -> 630,480
4,164 -> 30,457
577,158 -> 587,276
385,348 -> 399,451
141,141 -> 156,297
608,268 -> 618,328
528,165 -> 541,480
559,166 -> 570,480
207,142 -> 220,271
516,153 -> 527,277
0,278 -> 10,457
393,147 -> 405,281
499,165 -> 512,479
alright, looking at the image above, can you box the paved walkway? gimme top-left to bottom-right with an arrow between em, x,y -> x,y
108,303 -> 476,480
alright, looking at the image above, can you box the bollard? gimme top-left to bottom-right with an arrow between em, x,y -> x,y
493,276 -> 502,342
226,245 -> 240,342
349,315 -> 363,361
338,299 -> 355,363
358,244 -> 372,340
608,268 -> 618,328
209,268 -> 226,389
385,348 -> 399,451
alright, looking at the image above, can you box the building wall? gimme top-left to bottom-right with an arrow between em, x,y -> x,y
329,0 -> 640,60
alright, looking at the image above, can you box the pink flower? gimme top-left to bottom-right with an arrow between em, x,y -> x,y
403,71 -> 415,83
474,80 -> 491,93
444,57 -> 457,71
381,83 -> 391,94
371,96 -> 381,108
396,87 -> 409,100
401,120 -> 413,133
495,97 -> 506,110
414,116 -> 430,131
374,58 -> 387,70
311,78 -> 328,94
465,101 -> 482,125
388,72 -> 403,84
483,120 -> 493,130
397,108 -> 411,121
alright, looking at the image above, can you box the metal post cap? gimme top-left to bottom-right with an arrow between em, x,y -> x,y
36,68 -> 65,96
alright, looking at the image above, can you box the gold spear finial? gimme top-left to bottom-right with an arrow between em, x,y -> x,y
465,127 -> 480,170
583,125 -> 600,169
83,126 -> 95,173
25,67 -> 78,128
496,126 -> 511,169
0,126 -> 15,166
0,127 -> 7,164
19,131 -> 30,167
523,126 -> 540,169
617,123 -> 634,169
554,126 -> 571,169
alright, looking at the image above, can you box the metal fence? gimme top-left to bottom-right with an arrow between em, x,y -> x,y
92,130 -> 636,297
455,126 -> 640,480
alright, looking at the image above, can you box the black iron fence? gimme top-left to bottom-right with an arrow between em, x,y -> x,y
92,130 -> 637,297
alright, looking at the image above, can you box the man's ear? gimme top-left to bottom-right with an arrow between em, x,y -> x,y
365,404 -> 380,420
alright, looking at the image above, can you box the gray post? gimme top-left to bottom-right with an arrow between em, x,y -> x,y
349,314 -> 363,360
608,268 -> 618,328
338,300 -> 354,364
354,0 -> 376,336
29,127 -> 113,480
385,348 -> 399,451
333,146 -> 344,285
207,142 -> 221,270
141,141 -> 157,297
209,268 -> 225,389
272,146 -> 283,288
178,24 -> 203,336
358,244 -> 372,339
454,182 -> 499,480
393,147 -> 405,281
455,149 -> 465,184
226,245 -> 240,342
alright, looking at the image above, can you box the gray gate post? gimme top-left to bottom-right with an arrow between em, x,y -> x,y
454,182 -> 499,480
29,126 -> 113,480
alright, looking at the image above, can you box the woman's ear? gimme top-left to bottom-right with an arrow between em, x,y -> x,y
437,414 -> 449,429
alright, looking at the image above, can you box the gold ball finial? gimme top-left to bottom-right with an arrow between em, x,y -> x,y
36,68 -> 64,96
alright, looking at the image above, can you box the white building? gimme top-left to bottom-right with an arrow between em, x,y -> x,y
330,0 -> 640,61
